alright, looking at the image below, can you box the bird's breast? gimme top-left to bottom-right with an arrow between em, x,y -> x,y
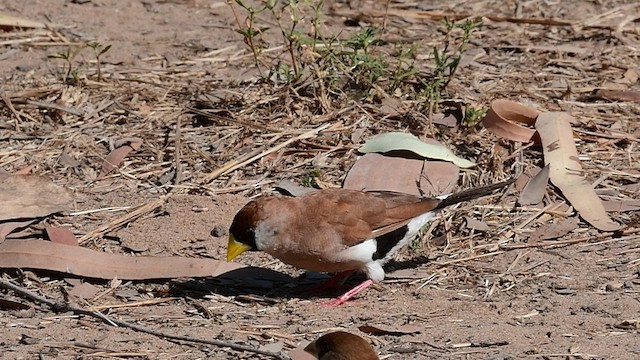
264,245 -> 368,273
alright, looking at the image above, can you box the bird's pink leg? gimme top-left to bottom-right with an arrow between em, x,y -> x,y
321,279 -> 374,307
303,270 -> 355,293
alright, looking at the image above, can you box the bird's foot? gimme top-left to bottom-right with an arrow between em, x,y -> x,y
302,270 -> 356,293
321,279 -> 374,307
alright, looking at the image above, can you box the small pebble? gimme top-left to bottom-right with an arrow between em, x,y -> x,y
210,225 -> 227,237
605,281 -> 624,292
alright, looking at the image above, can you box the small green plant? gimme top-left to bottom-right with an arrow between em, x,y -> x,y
48,46 -> 83,85
418,17 -> 482,127
427,18 -> 481,97
48,41 -> 112,84
463,105 -> 487,127
231,0 -> 272,74
87,41 -> 112,81
389,43 -> 419,94
228,1 -> 481,126
301,167 -> 321,188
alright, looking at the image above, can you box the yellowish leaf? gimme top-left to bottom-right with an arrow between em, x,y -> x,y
535,113 -> 620,231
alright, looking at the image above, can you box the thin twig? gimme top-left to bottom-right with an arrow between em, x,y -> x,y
197,123 -> 331,185
0,278 -> 291,360
78,197 -> 168,244
26,99 -> 83,116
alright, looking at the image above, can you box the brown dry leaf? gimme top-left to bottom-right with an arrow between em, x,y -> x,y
275,180 -> 317,197
0,174 -> 73,221
621,68 -> 638,84
68,282 -> 101,299
464,216 -> 491,231
519,165 -> 550,205
432,113 -> 458,127
535,113 -> 621,231
0,219 -> 36,241
529,217 -> 580,242
602,199 -> 640,212
351,127 -> 366,144
595,89 -> 640,104
481,100 -> 540,143
621,183 -> 640,193
343,153 -> 459,196
13,165 -> 35,175
97,137 -> 143,179
289,345 -> 316,360
359,324 -> 421,336
343,153 -> 425,196
0,239 -> 245,280
260,341 -> 284,354
379,97 -> 405,116
45,226 -> 78,246
0,12 -> 47,30
514,169 -> 535,191
420,161 -> 459,196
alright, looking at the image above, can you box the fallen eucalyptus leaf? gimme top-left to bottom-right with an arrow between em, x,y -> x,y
0,174 -> 73,221
359,132 -> 475,168
528,217 -> 580,242
481,100 -> 539,143
289,344 -> 316,360
97,137 -> 143,179
535,113 -> 620,231
518,165 -> 550,205
45,226 -> 78,246
464,216 -> 491,231
0,239 -> 244,280
0,12 -> 47,30
68,282 -> 101,299
602,199 -> 640,212
0,219 -> 36,241
275,180 -> 317,197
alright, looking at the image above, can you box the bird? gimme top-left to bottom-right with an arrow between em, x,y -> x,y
304,331 -> 379,360
227,178 -> 514,306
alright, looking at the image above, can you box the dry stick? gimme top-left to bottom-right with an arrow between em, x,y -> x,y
78,197 -> 168,245
436,251 -> 505,266
0,278 -> 291,360
1,93 -> 23,130
197,123 -> 331,185
501,230 -> 640,250
381,0 -> 392,31
329,8 -> 627,30
26,99 -> 83,116
173,113 -> 183,191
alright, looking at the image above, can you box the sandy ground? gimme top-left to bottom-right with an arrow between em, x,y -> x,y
1,1 -> 639,359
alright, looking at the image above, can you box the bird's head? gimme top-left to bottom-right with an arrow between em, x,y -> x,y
227,201 -> 260,261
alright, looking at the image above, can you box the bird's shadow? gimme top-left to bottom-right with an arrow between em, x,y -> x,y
173,256 -> 434,301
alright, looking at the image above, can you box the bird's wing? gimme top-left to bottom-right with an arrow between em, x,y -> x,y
303,189 -> 441,248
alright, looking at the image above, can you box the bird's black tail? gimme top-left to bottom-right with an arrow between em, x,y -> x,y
435,178 -> 516,210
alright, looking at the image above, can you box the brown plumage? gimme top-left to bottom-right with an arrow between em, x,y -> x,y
304,331 -> 379,360
227,179 -> 514,305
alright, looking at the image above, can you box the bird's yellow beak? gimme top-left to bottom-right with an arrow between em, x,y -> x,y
227,234 -> 251,262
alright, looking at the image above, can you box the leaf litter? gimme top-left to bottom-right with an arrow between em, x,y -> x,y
0,1 -> 639,359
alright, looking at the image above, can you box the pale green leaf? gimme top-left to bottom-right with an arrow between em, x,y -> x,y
359,132 -> 476,168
